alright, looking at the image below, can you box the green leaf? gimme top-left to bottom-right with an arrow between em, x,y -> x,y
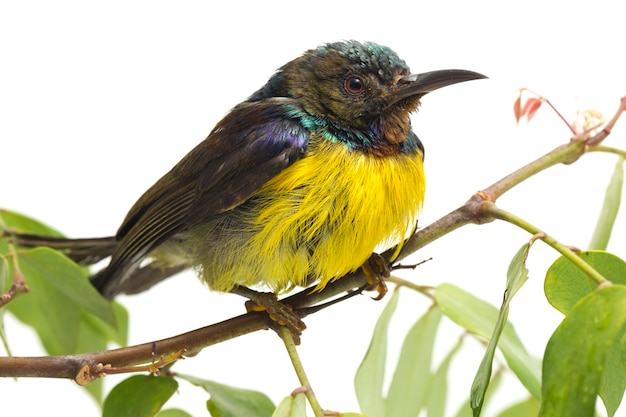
589,157 -> 624,250
545,250 -> 626,315
496,397 -> 539,417
426,336 -> 464,417
80,300 -> 129,348
22,248 -> 114,323
539,285 -> 626,416
156,409 -> 194,417
471,244 -> 530,416
384,306 -> 441,417
505,243 -> 530,299
0,256 -> 10,355
272,393 -> 306,417
454,368 -> 504,417
435,283 -> 541,399
471,336 -> 499,416
0,209 -> 64,237
6,247 -> 116,355
0,255 -> 6,291
178,374 -> 275,417
454,398 -> 473,417
599,334 -> 626,417
354,288 -> 400,417
0,209 -> 64,267
103,375 -> 178,417
545,252 -> 626,414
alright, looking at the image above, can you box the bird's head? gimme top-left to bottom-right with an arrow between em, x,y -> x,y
249,41 -> 486,152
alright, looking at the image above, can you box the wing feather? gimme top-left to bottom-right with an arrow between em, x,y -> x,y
92,98 -> 309,296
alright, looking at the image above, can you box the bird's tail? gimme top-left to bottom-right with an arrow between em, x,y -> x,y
6,230 -> 187,299
91,262 -> 186,299
4,231 -> 117,265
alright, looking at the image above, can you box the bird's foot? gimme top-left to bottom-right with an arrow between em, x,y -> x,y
362,253 -> 391,300
242,291 -> 306,344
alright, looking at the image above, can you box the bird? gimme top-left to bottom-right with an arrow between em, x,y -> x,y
9,41 -> 485,311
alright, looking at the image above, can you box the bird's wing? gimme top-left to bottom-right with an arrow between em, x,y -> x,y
93,98 -> 309,296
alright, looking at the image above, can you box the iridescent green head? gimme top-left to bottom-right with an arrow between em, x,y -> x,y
249,41 -> 486,149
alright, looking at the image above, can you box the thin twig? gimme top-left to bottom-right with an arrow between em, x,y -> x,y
276,326 -> 325,417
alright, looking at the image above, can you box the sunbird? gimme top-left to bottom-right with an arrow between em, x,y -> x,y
12,41 -> 485,306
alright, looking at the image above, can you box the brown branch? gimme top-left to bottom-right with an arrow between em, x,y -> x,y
0,272 -> 30,307
0,270 -> 370,384
587,95 -> 626,147
0,95 -> 624,385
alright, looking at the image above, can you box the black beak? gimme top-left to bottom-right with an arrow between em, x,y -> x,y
387,69 -> 487,107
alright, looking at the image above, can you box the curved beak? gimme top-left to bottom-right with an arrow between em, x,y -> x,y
387,69 -> 487,107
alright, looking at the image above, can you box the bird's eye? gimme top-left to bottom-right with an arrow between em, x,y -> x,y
345,76 -> 365,95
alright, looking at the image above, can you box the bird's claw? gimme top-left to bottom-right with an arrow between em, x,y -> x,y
362,253 -> 391,301
244,292 -> 306,344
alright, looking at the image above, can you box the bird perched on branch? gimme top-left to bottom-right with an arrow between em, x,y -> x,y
11,41 -> 485,317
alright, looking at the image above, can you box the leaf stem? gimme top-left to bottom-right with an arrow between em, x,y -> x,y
589,146 -> 626,158
276,325 -> 325,417
486,203 -> 610,286
387,276 -> 434,300
0,218 -> 30,307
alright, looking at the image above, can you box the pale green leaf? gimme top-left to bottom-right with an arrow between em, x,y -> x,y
272,393 -> 306,417
496,397 -> 539,417
589,157 -> 624,250
435,283 -> 541,399
385,306 -> 441,417
354,288 -> 400,417
427,336 -> 464,417
471,243 -> 530,416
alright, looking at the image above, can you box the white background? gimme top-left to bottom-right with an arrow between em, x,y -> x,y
1,1 -> 625,416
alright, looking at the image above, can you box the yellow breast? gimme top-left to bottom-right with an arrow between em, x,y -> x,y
247,136 -> 425,291
179,136 -> 425,293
